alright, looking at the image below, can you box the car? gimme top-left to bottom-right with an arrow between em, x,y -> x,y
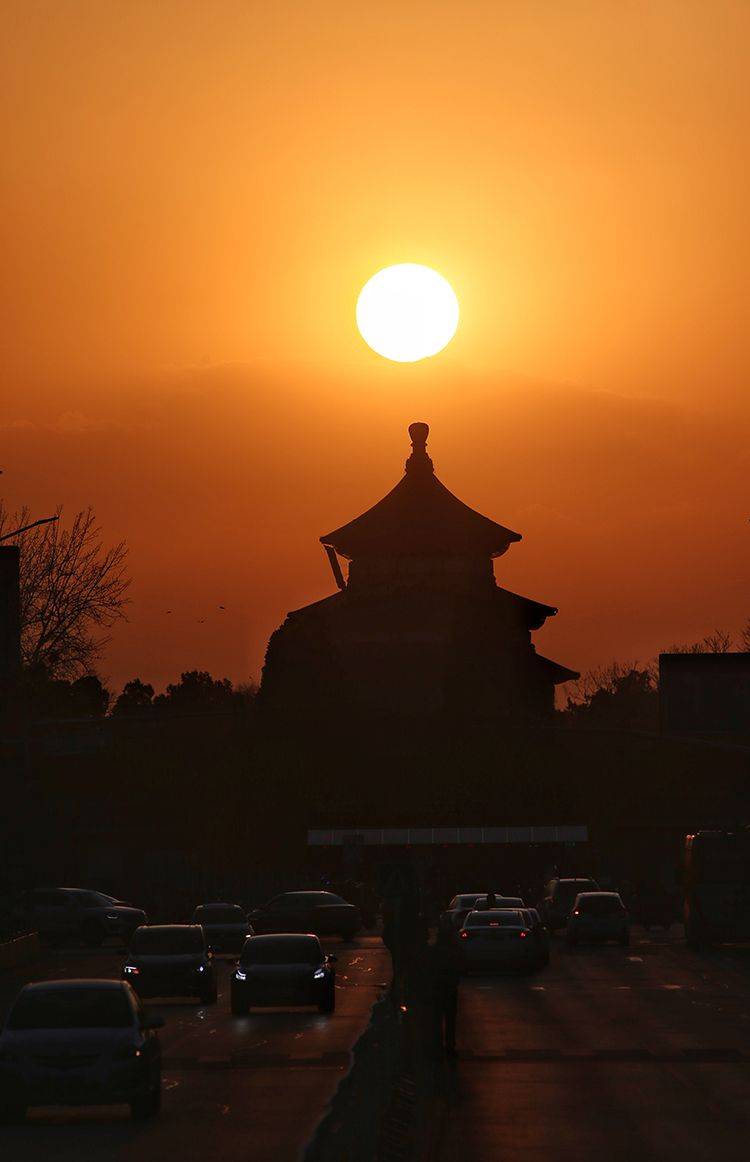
249,892 -> 361,941
458,909 -> 537,972
192,903 -> 253,953
123,925 -> 217,1003
231,934 -> 337,1015
0,979 -> 163,1123
519,907 -> 551,966
443,893 -> 504,930
566,892 -> 630,946
14,888 -> 147,948
542,878 -> 600,932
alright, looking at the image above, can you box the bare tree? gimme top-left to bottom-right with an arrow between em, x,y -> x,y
740,619 -> 750,651
0,504 -> 129,678
664,629 -> 733,654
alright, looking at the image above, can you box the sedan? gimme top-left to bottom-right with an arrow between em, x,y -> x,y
193,903 -> 253,953
231,934 -> 337,1015
0,979 -> 163,1123
458,909 -> 537,973
250,892 -> 361,941
443,893 -> 502,930
123,925 -> 217,1003
566,892 -> 630,947
14,888 -> 147,947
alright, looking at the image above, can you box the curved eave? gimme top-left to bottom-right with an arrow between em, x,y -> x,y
534,653 -> 580,685
497,587 -> 558,630
320,472 -> 521,561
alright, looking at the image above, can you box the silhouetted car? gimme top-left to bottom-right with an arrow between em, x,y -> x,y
0,979 -> 163,1123
249,892 -> 361,940
458,910 -> 537,972
542,878 -> 600,932
444,893 -> 503,930
566,892 -> 630,946
14,888 -> 147,947
231,934 -> 336,1015
192,903 -> 253,953
123,925 -> 217,1003
519,907 -> 551,966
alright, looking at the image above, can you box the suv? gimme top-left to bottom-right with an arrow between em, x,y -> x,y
123,925 -> 217,1003
566,892 -> 629,946
542,878 -> 599,932
15,888 -> 147,948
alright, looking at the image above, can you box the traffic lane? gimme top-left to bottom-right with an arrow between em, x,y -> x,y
0,936 -> 389,1162
439,930 -> 750,1161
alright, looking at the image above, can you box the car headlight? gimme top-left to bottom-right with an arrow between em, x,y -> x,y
235,969 -> 247,981
197,964 -> 206,973
123,964 -> 140,975
313,968 -> 326,980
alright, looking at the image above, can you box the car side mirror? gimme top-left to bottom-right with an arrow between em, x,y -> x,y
141,1015 -> 165,1030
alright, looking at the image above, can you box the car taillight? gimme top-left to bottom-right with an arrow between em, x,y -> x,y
519,930 -> 527,939
572,909 -> 580,916
459,930 -> 469,940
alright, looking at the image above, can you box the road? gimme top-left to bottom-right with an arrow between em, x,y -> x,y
0,935 -> 389,1161
439,928 -> 750,1161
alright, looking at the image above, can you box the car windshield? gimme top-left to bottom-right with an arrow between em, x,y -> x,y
578,896 -> 624,916
8,988 -> 132,1030
241,937 -> 321,965
195,906 -> 244,923
466,911 -> 524,928
66,890 -> 116,908
131,927 -> 204,954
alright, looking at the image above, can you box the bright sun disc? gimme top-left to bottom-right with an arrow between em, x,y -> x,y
356,263 -> 459,363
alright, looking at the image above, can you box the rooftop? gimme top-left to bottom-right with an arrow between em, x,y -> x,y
320,423 -> 521,560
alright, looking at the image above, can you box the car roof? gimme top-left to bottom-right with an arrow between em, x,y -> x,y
276,891 -> 337,898
244,933 -> 321,945
196,902 -> 240,909
576,891 -> 621,899
468,908 -> 524,919
20,979 -> 128,993
133,924 -> 200,934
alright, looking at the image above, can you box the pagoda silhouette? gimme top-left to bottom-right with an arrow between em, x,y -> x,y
260,423 -> 577,732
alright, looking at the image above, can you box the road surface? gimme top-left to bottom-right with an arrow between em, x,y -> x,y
439,928 -> 750,1161
0,935 -> 388,1161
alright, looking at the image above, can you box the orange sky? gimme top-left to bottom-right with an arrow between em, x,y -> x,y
2,1 -> 749,693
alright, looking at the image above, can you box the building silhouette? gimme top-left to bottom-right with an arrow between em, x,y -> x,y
261,423 -> 577,728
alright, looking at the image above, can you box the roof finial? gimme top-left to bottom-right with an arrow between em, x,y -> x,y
405,422 -> 433,475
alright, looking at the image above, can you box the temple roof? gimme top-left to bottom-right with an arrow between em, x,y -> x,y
320,423 -> 522,561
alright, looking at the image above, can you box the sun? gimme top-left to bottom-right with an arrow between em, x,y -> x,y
356,263 -> 459,363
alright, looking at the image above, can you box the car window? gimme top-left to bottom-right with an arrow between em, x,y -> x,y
8,988 -> 133,1030
578,896 -> 624,916
65,890 -> 115,908
131,927 -> 204,954
29,890 -> 68,907
241,937 -> 322,965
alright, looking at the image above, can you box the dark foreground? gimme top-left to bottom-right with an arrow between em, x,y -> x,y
0,935 -> 388,1161
440,927 -> 750,1162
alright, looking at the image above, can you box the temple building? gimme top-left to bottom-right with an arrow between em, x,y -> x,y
260,423 -> 577,729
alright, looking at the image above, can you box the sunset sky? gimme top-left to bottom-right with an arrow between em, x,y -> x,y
2,1 -> 749,694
